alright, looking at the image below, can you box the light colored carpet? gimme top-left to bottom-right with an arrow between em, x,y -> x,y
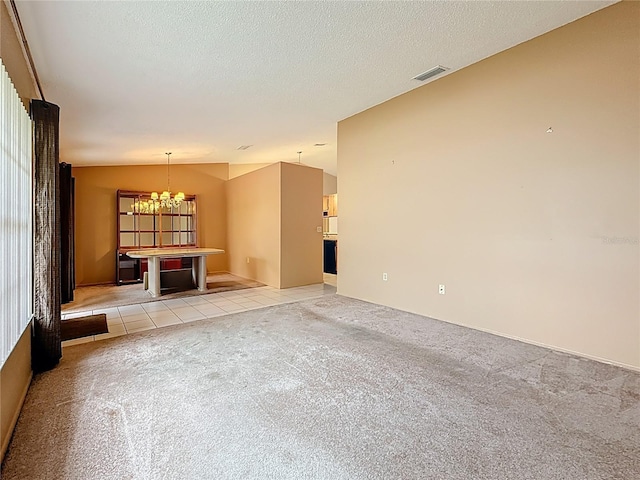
3,295 -> 639,479
62,272 -> 264,313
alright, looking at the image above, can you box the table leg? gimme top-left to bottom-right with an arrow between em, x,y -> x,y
148,257 -> 161,297
194,255 -> 207,292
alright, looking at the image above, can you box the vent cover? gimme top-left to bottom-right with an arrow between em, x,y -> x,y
413,65 -> 449,82
237,145 -> 252,150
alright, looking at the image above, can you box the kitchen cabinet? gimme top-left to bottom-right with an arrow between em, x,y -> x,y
323,194 -> 338,217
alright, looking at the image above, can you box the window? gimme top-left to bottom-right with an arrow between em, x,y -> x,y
0,62 -> 33,366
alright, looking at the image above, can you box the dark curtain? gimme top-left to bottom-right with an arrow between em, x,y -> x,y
60,163 -> 75,304
31,100 -> 62,372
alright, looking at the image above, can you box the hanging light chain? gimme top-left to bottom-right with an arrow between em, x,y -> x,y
166,152 -> 172,194
144,152 -> 185,211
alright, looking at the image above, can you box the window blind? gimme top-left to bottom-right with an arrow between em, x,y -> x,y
0,61 -> 33,367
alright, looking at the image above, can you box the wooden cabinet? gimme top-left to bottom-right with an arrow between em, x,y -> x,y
328,194 -> 337,217
116,190 -> 197,285
323,194 -> 338,217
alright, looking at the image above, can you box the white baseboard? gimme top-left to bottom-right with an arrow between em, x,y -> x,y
465,324 -> 640,373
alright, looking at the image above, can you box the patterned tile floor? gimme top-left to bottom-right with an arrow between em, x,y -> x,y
62,280 -> 337,348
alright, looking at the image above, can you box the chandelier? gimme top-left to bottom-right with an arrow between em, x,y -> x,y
155,152 -> 185,208
131,198 -> 160,214
131,152 -> 185,214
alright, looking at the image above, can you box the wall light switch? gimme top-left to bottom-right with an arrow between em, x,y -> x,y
317,226 -> 322,233
439,284 -> 445,295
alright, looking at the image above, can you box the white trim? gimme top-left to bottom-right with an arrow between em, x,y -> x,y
461,323 -> 640,373
341,294 -> 640,373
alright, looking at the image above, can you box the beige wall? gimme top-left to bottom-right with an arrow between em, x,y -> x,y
323,172 -> 337,195
0,2 -> 36,461
281,162 -> 323,288
226,162 -> 323,288
226,163 -> 282,287
229,163 -> 273,179
73,164 -> 229,285
1,329 -> 31,461
338,2 -> 639,369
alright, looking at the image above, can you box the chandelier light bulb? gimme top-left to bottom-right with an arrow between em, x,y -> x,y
129,153 -> 185,213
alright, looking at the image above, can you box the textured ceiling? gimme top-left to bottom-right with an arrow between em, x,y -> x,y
15,1 -> 615,175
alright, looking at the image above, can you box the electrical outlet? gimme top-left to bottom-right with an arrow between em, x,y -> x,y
439,284 -> 445,295
383,273 -> 388,281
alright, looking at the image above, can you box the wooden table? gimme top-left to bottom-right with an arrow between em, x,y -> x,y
126,248 -> 225,298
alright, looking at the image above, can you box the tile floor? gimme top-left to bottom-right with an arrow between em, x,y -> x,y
61,282 -> 337,348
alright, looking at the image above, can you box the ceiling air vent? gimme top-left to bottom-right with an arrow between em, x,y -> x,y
413,65 -> 449,82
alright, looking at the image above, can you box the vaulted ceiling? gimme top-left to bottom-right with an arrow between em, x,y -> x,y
15,1 -> 615,175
